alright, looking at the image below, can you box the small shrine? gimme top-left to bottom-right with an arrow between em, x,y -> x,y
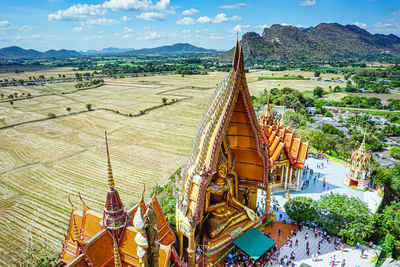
344,133 -> 371,190
259,96 -> 309,191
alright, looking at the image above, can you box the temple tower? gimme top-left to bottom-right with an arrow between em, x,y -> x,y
344,133 -> 371,190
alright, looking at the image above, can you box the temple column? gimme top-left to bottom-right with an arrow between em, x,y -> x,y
281,166 -> 284,184
187,229 -> 195,267
297,169 -> 302,189
284,165 -> 289,190
178,232 -> 183,257
289,167 -> 293,188
265,183 -> 272,218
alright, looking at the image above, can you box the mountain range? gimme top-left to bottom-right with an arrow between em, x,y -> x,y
231,23 -> 400,61
0,43 -> 217,59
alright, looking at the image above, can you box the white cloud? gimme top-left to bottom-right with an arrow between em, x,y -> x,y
181,8 -> 199,16
86,18 -> 119,25
231,15 -> 241,21
120,15 -> 131,21
73,22 -> 91,31
137,31 -> 166,40
124,26 -> 134,32
0,20 -> 11,30
177,17 -> 195,25
353,22 -> 367,28
197,16 -> 212,24
231,24 -> 268,34
144,25 -> 151,30
300,0 -> 316,6
17,25 -> 37,31
137,12 -> 165,20
48,4 -> 105,21
219,3 -> 246,9
213,13 -> 229,23
103,0 -> 154,11
391,10 -> 400,16
103,0 -> 173,13
231,24 -> 250,33
123,33 -> 133,38
197,13 -> 237,24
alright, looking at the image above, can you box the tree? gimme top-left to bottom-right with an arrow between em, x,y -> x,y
66,107 -> 71,113
314,71 -> 321,77
0,93 -> 3,99
313,86 -> 324,98
316,194 -> 372,241
47,113 -> 56,118
390,147 -> 400,159
162,97 -> 168,105
9,100 -> 14,106
86,104 -> 92,111
284,196 -> 318,224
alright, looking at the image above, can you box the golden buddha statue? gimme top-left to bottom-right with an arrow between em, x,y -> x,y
204,152 -> 257,239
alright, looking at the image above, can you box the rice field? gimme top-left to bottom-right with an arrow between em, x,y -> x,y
0,69 -> 387,264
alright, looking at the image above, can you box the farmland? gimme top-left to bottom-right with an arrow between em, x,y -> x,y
0,66 -> 399,264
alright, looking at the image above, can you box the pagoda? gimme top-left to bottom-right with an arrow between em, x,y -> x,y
259,95 -> 309,191
175,41 -> 271,265
58,132 -> 179,266
344,133 -> 371,190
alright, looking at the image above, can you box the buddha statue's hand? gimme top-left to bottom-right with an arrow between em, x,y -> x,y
244,206 -> 258,222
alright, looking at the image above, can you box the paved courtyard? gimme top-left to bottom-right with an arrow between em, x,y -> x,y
273,227 -> 378,267
271,157 -> 383,222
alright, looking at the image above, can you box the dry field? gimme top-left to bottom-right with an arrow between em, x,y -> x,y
0,68 -> 388,264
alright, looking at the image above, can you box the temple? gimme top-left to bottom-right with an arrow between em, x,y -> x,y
58,132 -> 179,267
175,41 -> 271,265
344,133 -> 371,190
259,96 -> 309,191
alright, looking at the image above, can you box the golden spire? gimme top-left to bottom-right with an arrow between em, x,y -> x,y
265,92 -> 271,117
113,241 -> 122,267
233,38 -> 240,71
71,214 -> 80,244
79,192 -> 90,211
105,131 -> 115,190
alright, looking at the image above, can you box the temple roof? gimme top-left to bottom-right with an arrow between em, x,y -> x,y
260,119 -> 309,169
178,42 -> 268,223
59,134 -> 176,266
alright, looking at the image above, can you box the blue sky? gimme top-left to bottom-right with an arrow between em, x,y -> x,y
0,0 -> 399,51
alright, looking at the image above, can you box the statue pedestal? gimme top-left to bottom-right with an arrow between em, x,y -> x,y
201,218 -> 261,265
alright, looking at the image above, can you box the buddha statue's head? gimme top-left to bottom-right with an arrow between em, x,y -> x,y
216,152 -> 228,180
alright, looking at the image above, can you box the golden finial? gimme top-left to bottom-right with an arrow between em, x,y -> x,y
79,192 -> 90,210
265,92 -> 271,117
113,241 -> 122,267
361,131 -> 366,149
105,131 -> 115,190
68,195 -> 76,211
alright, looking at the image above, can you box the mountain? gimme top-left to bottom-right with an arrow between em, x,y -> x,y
82,47 -> 135,55
226,23 -> 400,61
0,46 -> 81,59
123,43 -> 217,55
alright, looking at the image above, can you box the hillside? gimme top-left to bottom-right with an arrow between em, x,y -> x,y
123,43 -> 217,55
226,23 -> 400,61
0,46 -> 81,59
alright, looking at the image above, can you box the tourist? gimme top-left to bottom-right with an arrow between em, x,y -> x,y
306,247 -> 310,256
334,237 -> 337,245
305,233 -> 308,240
341,259 -> 346,266
295,239 -> 299,246
278,229 -> 281,237
306,241 -> 309,249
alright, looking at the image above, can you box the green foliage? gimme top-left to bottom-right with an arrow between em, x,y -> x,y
19,246 -> 58,266
390,147 -> 400,159
317,194 -> 373,241
66,107 -> 71,113
324,111 -> 334,117
86,103 -> 92,111
150,167 -> 181,232
313,86 -> 324,98
314,71 -> 321,77
47,112 -> 56,118
162,97 -> 168,104
284,196 -> 318,223
283,111 -> 307,128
